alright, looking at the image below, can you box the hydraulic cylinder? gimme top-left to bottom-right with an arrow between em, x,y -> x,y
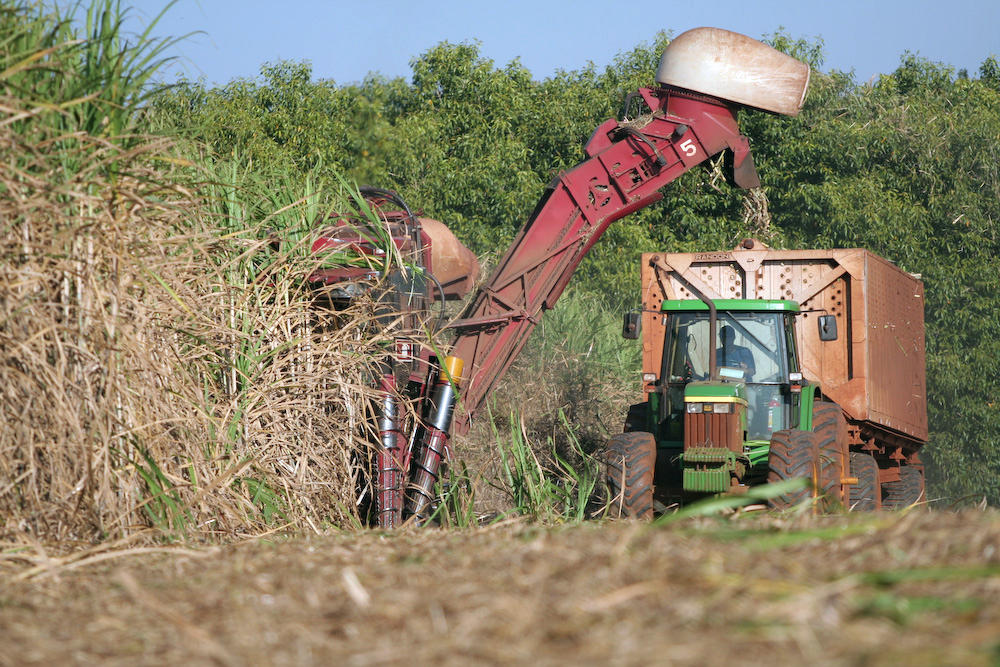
406,356 -> 464,523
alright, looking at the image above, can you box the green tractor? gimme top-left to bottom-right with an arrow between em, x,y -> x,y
604,242 -> 927,517
608,298 -> 847,517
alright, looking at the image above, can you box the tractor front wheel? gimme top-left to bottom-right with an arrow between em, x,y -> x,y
603,432 -> 656,519
767,429 -> 819,510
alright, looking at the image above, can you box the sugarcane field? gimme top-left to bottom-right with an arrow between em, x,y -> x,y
2,2 -> 999,664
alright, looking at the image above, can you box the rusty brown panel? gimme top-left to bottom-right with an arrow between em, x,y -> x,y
794,268 -> 865,419
658,250 -> 743,302
691,261 -> 745,300
759,248 -> 925,442
863,253 -> 928,441
831,249 -> 871,422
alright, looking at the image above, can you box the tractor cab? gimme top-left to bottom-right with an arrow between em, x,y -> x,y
659,299 -> 803,443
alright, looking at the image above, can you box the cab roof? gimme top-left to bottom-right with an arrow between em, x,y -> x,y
661,299 -> 800,313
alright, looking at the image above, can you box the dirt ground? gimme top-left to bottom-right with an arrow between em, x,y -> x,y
2,509 -> 998,666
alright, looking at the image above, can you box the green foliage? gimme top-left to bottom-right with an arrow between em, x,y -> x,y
425,462 -> 479,529
238,476 -> 288,525
493,411 -> 599,523
129,444 -> 190,537
0,0 -> 184,151
980,56 -> 1000,90
147,31 -> 1000,505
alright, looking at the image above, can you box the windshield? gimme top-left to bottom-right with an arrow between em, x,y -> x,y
664,311 -> 790,384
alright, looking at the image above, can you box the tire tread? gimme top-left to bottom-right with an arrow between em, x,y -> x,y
604,432 -> 656,520
767,429 -> 818,509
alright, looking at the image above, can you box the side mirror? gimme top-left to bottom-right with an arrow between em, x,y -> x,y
818,314 -> 838,342
622,311 -> 641,339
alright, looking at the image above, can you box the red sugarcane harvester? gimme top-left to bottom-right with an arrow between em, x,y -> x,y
311,28 -> 827,526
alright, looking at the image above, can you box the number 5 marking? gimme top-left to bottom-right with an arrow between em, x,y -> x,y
679,139 -> 697,157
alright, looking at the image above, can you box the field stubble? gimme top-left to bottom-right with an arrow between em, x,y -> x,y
2,509 -> 998,665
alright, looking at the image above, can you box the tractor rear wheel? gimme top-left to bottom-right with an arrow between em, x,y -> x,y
603,432 -> 656,519
812,401 -> 848,508
848,452 -> 880,511
882,464 -> 925,509
766,429 -> 819,510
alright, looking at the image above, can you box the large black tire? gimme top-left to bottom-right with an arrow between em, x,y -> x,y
767,429 -> 819,510
812,401 -> 848,509
603,432 -> 656,519
882,464 -> 925,509
848,452 -> 880,511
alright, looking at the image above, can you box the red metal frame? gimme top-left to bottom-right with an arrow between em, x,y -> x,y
448,87 -> 758,433
308,217 -> 432,292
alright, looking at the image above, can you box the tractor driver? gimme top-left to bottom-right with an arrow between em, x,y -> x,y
717,325 -> 755,380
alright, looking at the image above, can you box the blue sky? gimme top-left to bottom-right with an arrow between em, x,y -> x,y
123,0 -> 999,86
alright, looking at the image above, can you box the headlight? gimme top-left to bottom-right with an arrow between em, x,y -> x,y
686,402 -> 732,414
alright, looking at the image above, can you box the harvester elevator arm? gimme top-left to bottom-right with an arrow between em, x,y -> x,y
448,86 -> 761,433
